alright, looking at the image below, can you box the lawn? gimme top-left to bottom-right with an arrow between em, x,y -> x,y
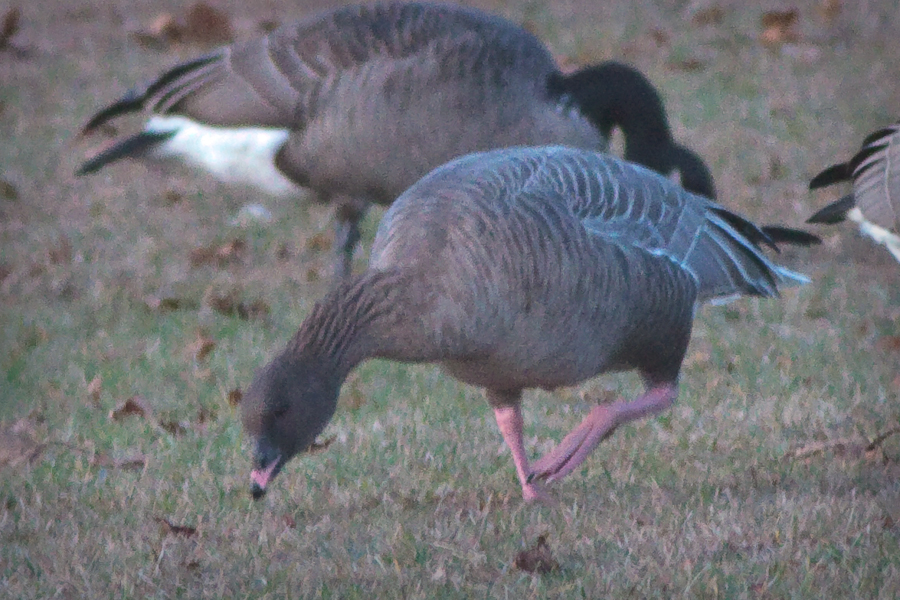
2,0 -> 899,597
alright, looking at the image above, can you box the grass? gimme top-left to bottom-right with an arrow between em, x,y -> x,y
2,0 -> 900,597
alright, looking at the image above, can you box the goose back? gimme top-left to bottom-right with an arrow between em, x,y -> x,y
369,146 -> 806,388
87,3 -> 603,205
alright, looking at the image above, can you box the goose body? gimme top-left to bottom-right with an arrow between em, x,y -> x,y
240,146 -> 808,502
78,2 -> 717,278
808,122 -> 900,262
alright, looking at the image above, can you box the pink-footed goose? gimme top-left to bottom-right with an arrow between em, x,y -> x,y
76,2 -> 722,279
240,146 -> 811,502
807,122 -> 900,262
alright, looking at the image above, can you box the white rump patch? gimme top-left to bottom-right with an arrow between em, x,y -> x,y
145,115 -> 297,198
847,207 -> 900,263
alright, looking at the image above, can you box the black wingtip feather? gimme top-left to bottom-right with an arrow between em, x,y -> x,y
759,226 -> 822,247
809,163 -> 851,190
76,131 -> 176,176
806,195 -> 856,225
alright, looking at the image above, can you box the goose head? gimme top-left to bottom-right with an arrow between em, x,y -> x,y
240,351 -> 340,499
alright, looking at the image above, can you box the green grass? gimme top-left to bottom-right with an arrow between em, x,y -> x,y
2,0 -> 900,597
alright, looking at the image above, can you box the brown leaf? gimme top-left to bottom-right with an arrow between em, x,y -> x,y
282,514 -> 297,529
130,13 -> 181,50
884,515 -> 896,530
161,420 -> 189,436
163,190 -> 183,205
0,177 -> 18,200
306,435 -> 336,455
0,429 -> 41,468
816,0 -> 841,23
206,290 -> 269,320
184,2 -> 233,45
876,336 -> 900,353
109,396 -> 153,421
514,534 -> 559,575
258,19 -> 280,34
47,236 -> 72,265
190,239 -> 245,267
227,388 -> 243,406
306,232 -> 332,252
275,242 -> 293,261
649,28 -> 670,47
155,517 -> 197,537
760,9 -> 800,46
0,263 -> 11,283
143,294 -> 198,312
666,58 -> 705,73
0,7 -> 20,49
692,6 -> 724,26
185,330 -> 216,362
91,452 -> 147,470
87,376 -> 102,407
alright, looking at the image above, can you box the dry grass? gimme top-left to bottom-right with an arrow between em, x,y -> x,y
2,0 -> 900,597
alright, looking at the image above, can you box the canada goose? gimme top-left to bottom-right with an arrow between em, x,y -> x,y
77,2 -> 717,279
241,146 -> 810,503
807,122 -> 900,262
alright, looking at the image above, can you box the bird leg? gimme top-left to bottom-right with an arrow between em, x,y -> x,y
530,384 -> 676,483
492,403 -> 550,503
332,198 -> 368,281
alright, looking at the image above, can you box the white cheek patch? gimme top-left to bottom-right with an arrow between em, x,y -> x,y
145,115 -> 297,198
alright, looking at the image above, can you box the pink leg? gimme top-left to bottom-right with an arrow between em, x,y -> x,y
531,385 -> 676,483
492,404 -> 549,502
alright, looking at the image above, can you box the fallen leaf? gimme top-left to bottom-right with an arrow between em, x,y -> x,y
143,294 -> 198,312
227,388 -> 243,406
876,336 -> 900,353
306,435 -> 336,454
0,263 -> 10,283
163,190 -> 183,205
649,28 -> 669,47
87,376 -> 102,407
258,19 -> 280,33
0,178 -> 18,200
91,452 -> 147,470
205,290 -> 269,320
0,7 -> 20,49
784,428 -> 900,462
760,9 -> 800,47
692,6 -> 724,26
109,396 -> 153,421
514,535 -> 558,574
282,514 -> 297,529
884,515 -> 895,530
0,429 -> 41,468
196,407 -> 214,425
155,517 -> 197,537
190,239 -> 245,267
276,242 -> 293,261
130,13 -> 181,50
306,232 -> 332,252
185,330 -> 216,362
161,420 -> 189,436
816,0 -> 841,23
666,58 -> 705,72
184,2 -> 233,45
47,236 -> 72,265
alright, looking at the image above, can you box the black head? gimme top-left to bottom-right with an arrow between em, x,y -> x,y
551,61 -> 717,199
664,143 -> 717,199
552,61 -> 672,145
241,351 -> 340,500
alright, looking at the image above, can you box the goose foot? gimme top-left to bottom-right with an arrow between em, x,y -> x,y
530,385 -> 676,483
